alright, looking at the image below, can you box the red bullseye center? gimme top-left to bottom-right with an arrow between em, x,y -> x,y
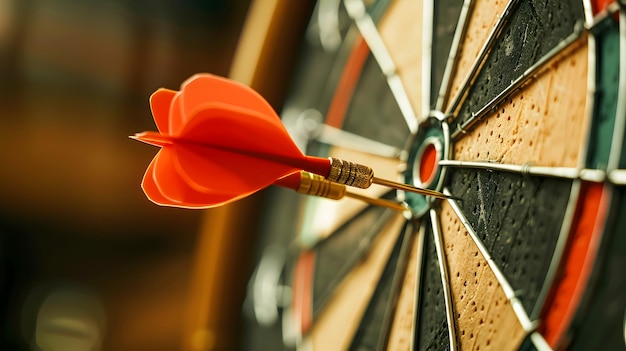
419,142 -> 438,185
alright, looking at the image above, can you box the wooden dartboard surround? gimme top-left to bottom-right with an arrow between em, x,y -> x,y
238,0 -> 626,350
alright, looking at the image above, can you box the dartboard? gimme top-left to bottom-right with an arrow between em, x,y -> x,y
243,0 -> 626,350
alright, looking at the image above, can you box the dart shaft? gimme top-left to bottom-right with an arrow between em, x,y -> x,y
344,192 -> 408,212
372,177 -> 455,200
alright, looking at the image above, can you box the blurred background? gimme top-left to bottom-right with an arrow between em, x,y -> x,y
0,0 -> 254,349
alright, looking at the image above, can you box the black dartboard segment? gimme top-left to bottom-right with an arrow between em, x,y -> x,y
349,223 -> 414,351
342,54 -> 411,149
452,0 -> 585,131
431,0 -> 465,109
517,335 -> 539,351
414,223 -> 450,351
447,168 -> 573,313
312,199 -> 396,317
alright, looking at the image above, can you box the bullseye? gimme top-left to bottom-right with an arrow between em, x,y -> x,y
403,115 -> 449,216
417,141 -> 439,186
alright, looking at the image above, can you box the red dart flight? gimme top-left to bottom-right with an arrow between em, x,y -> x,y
133,73 -> 331,208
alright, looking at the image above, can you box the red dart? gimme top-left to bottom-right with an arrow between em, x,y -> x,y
132,73 -> 332,208
132,73 -> 452,208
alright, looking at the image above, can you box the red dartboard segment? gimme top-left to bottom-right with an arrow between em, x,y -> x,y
592,0 -> 616,13
419,143 -> 438,185
539,182 -> 610,348
292,251 -> 315,335
325,34 -> 370,129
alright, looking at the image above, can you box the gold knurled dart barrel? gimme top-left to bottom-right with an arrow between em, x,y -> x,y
295,171 -> 407,212
297,171 -> 346,200
326,158 -> 374,189
326,157 -> 456,200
